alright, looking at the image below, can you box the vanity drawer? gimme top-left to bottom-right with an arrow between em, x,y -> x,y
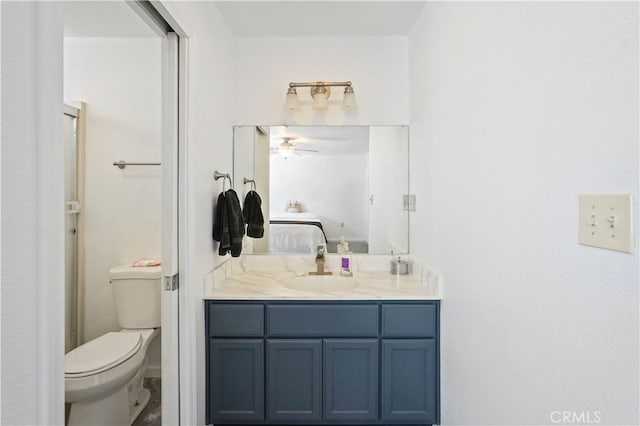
209,304 -> 264,337
382,304 -> 437,337
268,304 -> 379,337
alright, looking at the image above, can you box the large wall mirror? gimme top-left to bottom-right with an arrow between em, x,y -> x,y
233,125 -> 409,255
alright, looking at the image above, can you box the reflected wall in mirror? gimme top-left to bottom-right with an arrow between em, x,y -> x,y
233,125 -> 409,255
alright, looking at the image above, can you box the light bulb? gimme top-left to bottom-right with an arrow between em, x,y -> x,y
310,84 -> 330,110
342,86 -> 357,110
285,87 -> 298,110
312,93 -> 329,110
280,148 -> 293,158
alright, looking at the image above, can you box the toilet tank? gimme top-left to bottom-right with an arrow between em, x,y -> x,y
109,265 -> 162,329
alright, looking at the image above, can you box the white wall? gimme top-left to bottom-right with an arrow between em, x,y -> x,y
232,36 -> 409,125
64,37 -> 162,371
1,2 -> 65,424
164,2 -> 235,424
270,153 -> 369,241
409,2 -> 639,425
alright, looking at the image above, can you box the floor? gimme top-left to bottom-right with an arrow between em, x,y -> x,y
133,378 -> 162,426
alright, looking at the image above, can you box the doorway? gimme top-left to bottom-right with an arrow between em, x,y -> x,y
62,2 -> 184,425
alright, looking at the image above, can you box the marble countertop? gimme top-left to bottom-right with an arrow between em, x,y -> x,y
204,255 -> 442,300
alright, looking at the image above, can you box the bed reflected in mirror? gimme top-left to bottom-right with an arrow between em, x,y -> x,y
233,125 -> 409,255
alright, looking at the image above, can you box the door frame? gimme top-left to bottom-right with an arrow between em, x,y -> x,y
15,2 -> 191,424
62,103 -> 84,353
50,1 -> 190,424
131,2 -> 192,425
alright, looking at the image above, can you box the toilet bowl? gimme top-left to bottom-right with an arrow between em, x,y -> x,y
65,329 -> 158,425
65,265 -> 161,426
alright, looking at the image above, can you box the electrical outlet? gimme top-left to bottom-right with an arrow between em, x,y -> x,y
578,193 -> 633,253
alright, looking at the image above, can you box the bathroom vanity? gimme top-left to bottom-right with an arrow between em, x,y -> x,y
204,258 -> 442,426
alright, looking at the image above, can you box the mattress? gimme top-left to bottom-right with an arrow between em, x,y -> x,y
268,212 -> 328,253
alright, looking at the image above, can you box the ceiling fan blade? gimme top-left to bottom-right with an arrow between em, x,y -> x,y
295,148 -> 319,153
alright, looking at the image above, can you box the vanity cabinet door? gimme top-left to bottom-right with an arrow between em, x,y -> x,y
381,339 -> 437,424
267,339 -> 322,422
209,339 -> 264,423
324,339 -> 378,422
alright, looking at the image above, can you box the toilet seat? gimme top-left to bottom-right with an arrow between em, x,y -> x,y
65,332 -> 142,378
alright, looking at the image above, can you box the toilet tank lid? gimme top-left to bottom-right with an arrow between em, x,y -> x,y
110,265 -> 162,280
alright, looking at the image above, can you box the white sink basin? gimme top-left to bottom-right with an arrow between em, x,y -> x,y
286,275 -> 362,292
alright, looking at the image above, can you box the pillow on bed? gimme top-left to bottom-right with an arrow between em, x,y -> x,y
286,200 -> 302,213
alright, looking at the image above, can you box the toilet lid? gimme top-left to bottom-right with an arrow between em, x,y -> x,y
65,332 -> 142,377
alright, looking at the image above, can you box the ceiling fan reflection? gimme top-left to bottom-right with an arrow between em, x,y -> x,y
270,138 -> 319,158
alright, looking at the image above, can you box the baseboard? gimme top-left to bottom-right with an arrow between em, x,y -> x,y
327,238 -> 367,243
145,365 -> 162,378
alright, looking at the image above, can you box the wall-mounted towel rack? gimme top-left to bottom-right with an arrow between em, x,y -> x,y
113,160 -> 161,169
243,177 -> 256,191
214,170 -> 233,191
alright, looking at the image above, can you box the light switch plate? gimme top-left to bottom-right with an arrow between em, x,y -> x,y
578,193 -> 633,253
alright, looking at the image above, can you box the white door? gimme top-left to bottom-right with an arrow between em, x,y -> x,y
161,31 -> 180,425
368,126 -> 410,254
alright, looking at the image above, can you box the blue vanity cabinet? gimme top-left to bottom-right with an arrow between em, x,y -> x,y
206,300 -> 440,426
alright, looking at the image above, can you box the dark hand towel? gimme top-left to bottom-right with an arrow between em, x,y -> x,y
243,190 -> 265,238
224,189 -> 245,257
212,192 -> 232,256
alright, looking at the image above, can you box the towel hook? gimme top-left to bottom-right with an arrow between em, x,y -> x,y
243,177 -> 256,191
214,170 -> 232,191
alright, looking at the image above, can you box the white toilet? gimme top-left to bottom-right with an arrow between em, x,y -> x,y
65,265 -> 161,426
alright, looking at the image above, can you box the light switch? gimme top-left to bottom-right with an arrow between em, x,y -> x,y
578,193 -> 634,253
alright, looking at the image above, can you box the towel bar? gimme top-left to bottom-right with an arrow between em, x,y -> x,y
113,160 -> 161,169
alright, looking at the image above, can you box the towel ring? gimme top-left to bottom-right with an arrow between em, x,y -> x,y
214,170 -> 233,191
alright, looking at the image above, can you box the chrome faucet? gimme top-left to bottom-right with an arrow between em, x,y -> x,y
309,245 -> 333,275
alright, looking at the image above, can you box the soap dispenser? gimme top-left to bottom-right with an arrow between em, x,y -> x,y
338,237 -> 353,276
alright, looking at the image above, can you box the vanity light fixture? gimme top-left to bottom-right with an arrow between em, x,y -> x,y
285,81 -> 357,111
